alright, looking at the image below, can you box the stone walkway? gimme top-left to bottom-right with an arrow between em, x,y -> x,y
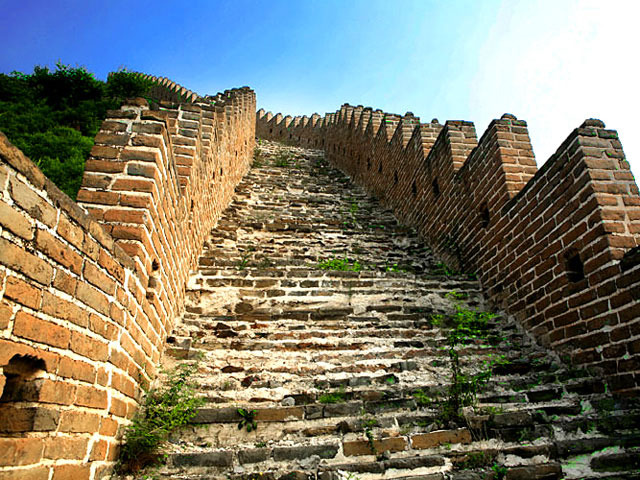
156,141 -> 639,480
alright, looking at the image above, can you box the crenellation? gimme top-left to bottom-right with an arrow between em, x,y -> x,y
0,79 -> 255,479
257,103 -> 640,395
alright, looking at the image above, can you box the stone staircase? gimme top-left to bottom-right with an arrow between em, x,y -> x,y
155,141 -> 640,480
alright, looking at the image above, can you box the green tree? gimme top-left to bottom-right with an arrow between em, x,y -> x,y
0,62 -> 156,199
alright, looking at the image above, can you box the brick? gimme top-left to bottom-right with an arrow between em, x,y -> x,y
57,356 -> 96,383
109,303 -> 125,326
0,199 -> 34,240
607,373 -> 636,391
0,236 -> 53,285
610,325 -> 631,342
42,292 -> 88,328
273,443 -> 339,461
0,162 -> 8,187
83,261 -> 116,295
120,147 -> 159,162
507,464 -> 563,480
132,123 -> 163,134
89,145 -> 120,159
107,110 -> 137,119
58,410 -> 102,433
0,406 -> 60,432
89,439 -> 109,461
255,406 -> 304,422
0,466 -> 50,480
76,189 -> 120,205
97,366 -> 110,387
97,249 -> 126,283
132,134 -> 163,148
119,192 -> 151,208
75,385 -> 109,409
0,437 -> 44,466
411,428 -> 472,449
603,343 -> 626,359
99,416 -> 119,437
7,378 -> 76,405
85,159 -> 125,176
109,397 -> 128,418
37,229 -> 84,274
238,448 -> 270,465
0,300 -> 14,329
76,281 -> 110,316
111,371 -> 136,398
101,120 -> 128,133
53,269 -> 77,295
9,176 -> 57,227
172,451 -> 233,467
94,132 -> 130,146
111,177 -> 156,193
81,172 -> 112,189
88,221 -> 114,251
13,311 -> 70,348
88,313 -> 119,341
51,463 -> 92,480
4,276 -> 42,309
343,437 -> 407,456
111,224 -> 146,242
127,162 -> 160,180
106,440 -> 119,461
70,331 -> 109,362
57,215 -> 85,249
618,302 -> 640,323
44,437 -> 90,460
103,207 -> 148,224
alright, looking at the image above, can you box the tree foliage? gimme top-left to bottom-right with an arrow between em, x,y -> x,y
0,62 -> 153,199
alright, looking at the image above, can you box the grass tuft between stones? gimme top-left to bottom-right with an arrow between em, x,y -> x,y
116,363 -> 204,475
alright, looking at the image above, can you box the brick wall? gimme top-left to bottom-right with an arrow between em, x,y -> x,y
257,106 -> 640,393
0,86 -> 255,479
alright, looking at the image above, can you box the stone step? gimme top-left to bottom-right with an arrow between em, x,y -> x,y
184,396 -> 638,440
188,272 -> 479,287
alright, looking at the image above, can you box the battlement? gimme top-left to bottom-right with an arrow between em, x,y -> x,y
257,105 -> 640,393
0,81 -> 255,479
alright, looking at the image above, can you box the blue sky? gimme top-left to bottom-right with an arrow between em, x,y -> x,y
1,0 -> 638,177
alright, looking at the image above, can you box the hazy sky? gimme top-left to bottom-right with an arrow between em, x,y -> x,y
1,0 -> 638,177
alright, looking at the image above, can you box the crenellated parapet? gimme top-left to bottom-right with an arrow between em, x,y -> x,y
137,73 -> 200,103
0,80 -> 255,479
257,105 -> 640,394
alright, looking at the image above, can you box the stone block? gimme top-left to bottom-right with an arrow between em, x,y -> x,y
343,437 -> 407,456
171,451 -> 233,467
238,448 -> 270,464
324,402 -> 363,418
0,406 -> 60,432
273,443 -> 339,461
255,406 -> 304,422
0,437 -> 45,466
385,455 -> 445,469
410,429 -> 472,449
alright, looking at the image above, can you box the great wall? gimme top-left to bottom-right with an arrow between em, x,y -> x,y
0,74 -> 638,479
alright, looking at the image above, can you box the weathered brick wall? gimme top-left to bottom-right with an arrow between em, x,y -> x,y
257,106 -> 640,393
0,86 -> 255,479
